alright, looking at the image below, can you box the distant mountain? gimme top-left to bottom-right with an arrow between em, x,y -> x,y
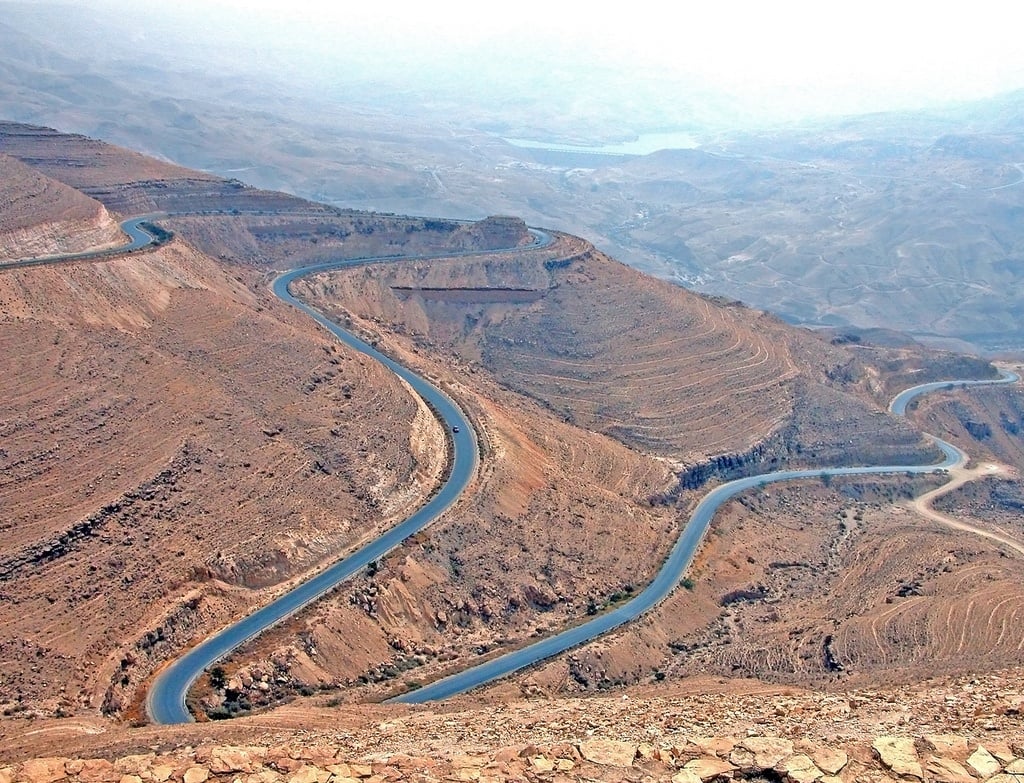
2,3 -> 1024,352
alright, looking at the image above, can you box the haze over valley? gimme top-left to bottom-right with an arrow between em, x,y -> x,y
3,0 -> 1024,352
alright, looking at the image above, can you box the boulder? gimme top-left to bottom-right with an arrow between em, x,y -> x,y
920,736 -> 969,760
683,756 -> 737,781
579,739 -> 637,767
293,747 -> 336,765
812,748 -> 848,775
739,737 -> 794,769
984,742 -> 1016,765
182,767 -> 210,783
145,766 -> 176,783
966,747 -> 1001,779
114,756 -> 155,776
530,757 -> 555,773
873,737 -> 923,779
210,747 -> 268,775
19,758 -> 69,783
924,756 -> 974,783
286,766 -> 326,783
77,759 -> 117,783
325,764 -> 357,778
670,742 -> 706,763
779,754 -> 822,783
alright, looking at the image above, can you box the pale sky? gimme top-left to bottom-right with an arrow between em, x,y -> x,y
67,0 -> 1024,121
186,0 -> 1024,111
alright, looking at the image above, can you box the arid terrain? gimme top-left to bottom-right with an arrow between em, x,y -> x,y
0,153 -> 123,259
1,123 -> 1023,779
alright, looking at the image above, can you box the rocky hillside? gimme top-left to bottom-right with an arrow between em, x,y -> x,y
0,153 -> 123,259
2,668 -> 1023,780
4,733 -> 1023,783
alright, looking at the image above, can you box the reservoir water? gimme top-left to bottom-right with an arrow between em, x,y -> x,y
504,130 -> 699,157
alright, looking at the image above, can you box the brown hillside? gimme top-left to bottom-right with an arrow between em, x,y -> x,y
0,153 -> 123,259
295,234 -> 799,461
2,123 -> 1019,741
197,235 -> 950,713
512,473 -> 1024,697
2,669 -> 1022,777
0,237 -> 444,718
296,233 -> 942,474
198,359 -> 680,714
0,122 -> 318,217
0,122 -> 215,190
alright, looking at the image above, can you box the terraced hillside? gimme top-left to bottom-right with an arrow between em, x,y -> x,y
0,122 -> 348,220
2,123 -> 1016,728
503,375 -> 1024,696
0,235 -> 447,718
0,127 -> 682,721
582,474 -> 1024,690
297,233 -> 945,477
296,234 -> 799,461
0,153 -> 123,259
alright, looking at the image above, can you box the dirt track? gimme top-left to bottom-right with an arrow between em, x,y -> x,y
910,462 -> 1024,557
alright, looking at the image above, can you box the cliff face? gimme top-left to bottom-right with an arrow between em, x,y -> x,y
0,153 -> 123,260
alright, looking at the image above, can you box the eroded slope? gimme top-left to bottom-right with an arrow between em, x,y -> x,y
0,153 -> 123,259
297,234 -> 799,460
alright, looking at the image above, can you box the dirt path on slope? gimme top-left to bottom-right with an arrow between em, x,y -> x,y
909,461 -> 1024,557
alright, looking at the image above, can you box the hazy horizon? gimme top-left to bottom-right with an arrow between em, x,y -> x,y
7,0 -> 1024,134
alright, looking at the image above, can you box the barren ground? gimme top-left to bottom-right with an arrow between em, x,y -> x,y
0,238 -> 444,719
200,233 -> 993,715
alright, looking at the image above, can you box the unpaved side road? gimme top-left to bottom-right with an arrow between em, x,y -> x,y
909,461 -> 1024,557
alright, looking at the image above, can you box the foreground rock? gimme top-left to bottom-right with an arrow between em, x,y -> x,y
5,733 -> 1024,783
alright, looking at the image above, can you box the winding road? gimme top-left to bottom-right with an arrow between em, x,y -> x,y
391,370 -> 1020,703
0,216 -> 163,270
146,224 -> 552,724
10,215 -> 1018,721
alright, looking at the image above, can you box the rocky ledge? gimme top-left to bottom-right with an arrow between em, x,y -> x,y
4,733 -> 1023,783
